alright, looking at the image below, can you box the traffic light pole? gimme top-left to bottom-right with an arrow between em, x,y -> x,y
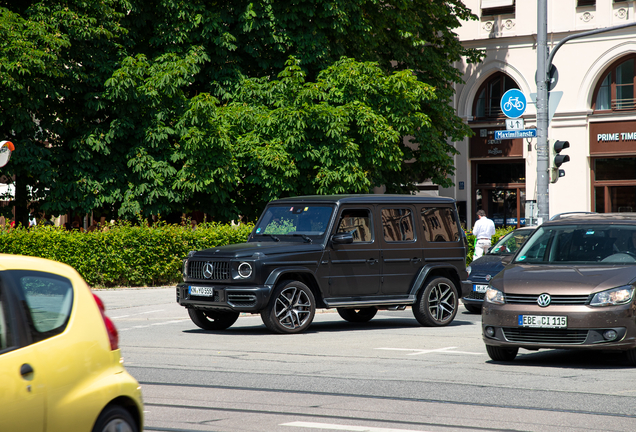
535,2 -> 636,223
536,0 -> 549,225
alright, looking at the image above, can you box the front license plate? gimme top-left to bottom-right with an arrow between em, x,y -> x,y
189,286 -> 214,297
473,284 -> 488,293
519,315 -> 567,328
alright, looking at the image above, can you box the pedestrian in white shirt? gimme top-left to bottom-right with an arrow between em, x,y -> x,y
472,209 -> 496,259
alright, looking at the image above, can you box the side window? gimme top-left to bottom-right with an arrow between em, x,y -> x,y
381,208 -> 415,242
336,209 -> 373,242
0,287 -> 14,351
11,271 -> 74,343
421,207 -> 461,242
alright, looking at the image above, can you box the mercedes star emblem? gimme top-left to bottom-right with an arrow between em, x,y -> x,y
203,262 -> 214,279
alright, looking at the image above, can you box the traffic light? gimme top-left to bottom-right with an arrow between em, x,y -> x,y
550,140 -> 570,183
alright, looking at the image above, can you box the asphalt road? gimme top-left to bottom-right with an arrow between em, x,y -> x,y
97,287 -> 636,432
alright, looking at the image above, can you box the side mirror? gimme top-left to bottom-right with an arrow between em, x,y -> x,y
331,232 -> 354,245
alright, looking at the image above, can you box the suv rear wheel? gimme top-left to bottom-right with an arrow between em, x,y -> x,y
188,309 -> 240,330
413,276 -> 458,326
337,307 -> 377,323
261,280 -> 315,334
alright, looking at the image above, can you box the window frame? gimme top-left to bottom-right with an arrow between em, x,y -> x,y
592,55 -> 636,113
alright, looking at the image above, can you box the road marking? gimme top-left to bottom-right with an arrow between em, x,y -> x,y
281,421 -> 432,431
111,309 -> 164,319
119,319 -> 190,331
376,347 -> 482,356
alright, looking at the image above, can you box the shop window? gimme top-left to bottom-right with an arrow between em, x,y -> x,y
481,0 -> 515,16
473,72 -> 519,121
593,56 -> 636,112
595,158 -> 636,181
477,162 -> 525,184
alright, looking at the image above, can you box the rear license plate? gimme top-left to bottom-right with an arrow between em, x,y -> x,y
519,315 -> 567,328
473,284 -> 488,293
189,286 -> 214,297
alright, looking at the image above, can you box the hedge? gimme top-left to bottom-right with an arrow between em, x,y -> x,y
0,222 -> 253,287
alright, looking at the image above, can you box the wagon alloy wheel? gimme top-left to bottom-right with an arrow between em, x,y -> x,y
188,308 -> 240,330
337,307 -> 378,323
261,280 -> 316,334
413,276 -> 458,327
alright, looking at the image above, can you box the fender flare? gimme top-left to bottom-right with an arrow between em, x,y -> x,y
409,265 -> 462,297
264,266 -> 320,289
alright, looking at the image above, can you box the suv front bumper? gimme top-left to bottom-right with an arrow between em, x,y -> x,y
176,283 -> 273,312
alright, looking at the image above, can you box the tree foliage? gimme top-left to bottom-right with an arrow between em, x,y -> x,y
0,0 -> 483,222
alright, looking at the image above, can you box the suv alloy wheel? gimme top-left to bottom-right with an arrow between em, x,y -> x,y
261,280 -> 316,334
413,277 -> 458,326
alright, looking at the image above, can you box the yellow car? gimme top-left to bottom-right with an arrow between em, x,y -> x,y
0,254 -> 143,432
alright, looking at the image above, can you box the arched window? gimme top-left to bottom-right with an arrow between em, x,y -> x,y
472,72 -> 520,121
593,55 -> 636,112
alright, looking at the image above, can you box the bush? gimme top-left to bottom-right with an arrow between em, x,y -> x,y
465,226 -> 516,265
0,221 -> 253,287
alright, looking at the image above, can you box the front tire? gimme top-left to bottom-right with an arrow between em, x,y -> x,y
337,307 -> 377,323
188,309 -> 240,330
261,280 -> 315,334
92,405 -> 138,432
486,345 -> 518,362
413,276 -> 458,326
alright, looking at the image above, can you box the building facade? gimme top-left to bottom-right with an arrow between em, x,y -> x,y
442,0 -> 636,229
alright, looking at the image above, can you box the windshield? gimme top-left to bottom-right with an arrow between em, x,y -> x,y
254,205 -> 334,237
514,224 -> 636,265
489,229 -> 533,255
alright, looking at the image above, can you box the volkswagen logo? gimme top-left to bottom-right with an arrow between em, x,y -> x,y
485,274 -> 492,281
202,262 -> 215,279
537,293 -> 551,307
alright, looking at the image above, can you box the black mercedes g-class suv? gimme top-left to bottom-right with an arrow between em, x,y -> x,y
177,195 -> 470,333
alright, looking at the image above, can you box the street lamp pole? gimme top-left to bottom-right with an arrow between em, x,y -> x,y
536,0 -> 549,225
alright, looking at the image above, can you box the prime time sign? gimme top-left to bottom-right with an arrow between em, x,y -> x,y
590,120 -> 636,155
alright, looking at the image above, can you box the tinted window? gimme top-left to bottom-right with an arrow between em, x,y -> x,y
9,271 -> 74,342
336,209 -> 373,242
421,208 -> 460,242
381,208 -> 415,242
255,205 -> 334,236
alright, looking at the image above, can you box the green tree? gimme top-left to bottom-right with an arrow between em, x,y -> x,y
1,1 -> 483,222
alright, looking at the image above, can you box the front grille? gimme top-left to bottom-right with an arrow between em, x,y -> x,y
188,260 -> 231,281
505,293 -> 590,305
227,294 -> 257,307
465,291 -> 485,300
502,327 -> 589,344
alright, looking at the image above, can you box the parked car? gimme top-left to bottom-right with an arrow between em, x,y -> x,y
482,213 -> 636,364
177,194 -> 470,333
0,254 -> 143,432
463,226 -> 535,313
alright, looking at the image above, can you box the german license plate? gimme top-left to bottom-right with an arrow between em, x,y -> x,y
473,284 -> 488,293
519,315 -> 567,328
189,286 -> 214,297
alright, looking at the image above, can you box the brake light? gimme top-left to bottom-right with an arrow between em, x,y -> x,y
93,293 -> 119,350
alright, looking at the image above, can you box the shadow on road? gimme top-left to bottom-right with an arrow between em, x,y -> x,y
487,348 -> 633,369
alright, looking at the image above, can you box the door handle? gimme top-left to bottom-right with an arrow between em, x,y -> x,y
366,258 -> 377,265
20,363 -> 34,378
411,257 -> 422,263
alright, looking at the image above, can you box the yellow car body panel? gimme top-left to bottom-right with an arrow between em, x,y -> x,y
0,254 -> 143,432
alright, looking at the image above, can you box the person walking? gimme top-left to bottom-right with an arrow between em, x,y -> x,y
473,209 -> 496,259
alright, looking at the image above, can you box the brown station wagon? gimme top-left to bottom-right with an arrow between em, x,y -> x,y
177,194 -> 470,334
482,213 -> 636,364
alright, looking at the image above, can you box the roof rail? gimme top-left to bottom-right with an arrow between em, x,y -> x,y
549,211 -> 597,221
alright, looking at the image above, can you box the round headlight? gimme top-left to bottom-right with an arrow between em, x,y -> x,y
238,262 -> 253,278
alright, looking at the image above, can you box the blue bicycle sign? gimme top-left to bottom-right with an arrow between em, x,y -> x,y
500,89 -> 526,119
